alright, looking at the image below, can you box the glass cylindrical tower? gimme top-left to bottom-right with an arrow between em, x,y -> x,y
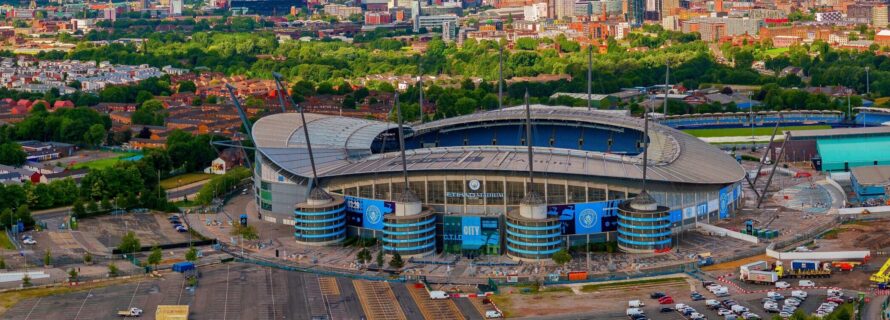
382,188 -> 436,258
617,191 -> 673,253
294,188 -> 347,245
505,192 -> 562,261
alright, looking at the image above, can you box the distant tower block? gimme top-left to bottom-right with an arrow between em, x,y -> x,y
505,191 -> 562,261
382,188 -> 436,258
293,188 -> 347,246
617,191 -> 672,254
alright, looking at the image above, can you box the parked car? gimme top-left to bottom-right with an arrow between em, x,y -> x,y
691,292 -> 705,301
767,292 -> 784,300
718,308 -> 734,316
22,237 -> 36,245
658,297 -> 674,304
825,297 -> 844,304
659,307 -> 673,313
650,292 -> 666,299
775,281 -> 790,289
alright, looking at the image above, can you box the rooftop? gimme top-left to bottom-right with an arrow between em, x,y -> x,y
252,106 -> 745,185
851,165 -> 890,186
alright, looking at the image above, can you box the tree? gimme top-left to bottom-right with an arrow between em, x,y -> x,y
100,197 -> 112,211
43,249 -> 52,266
83,252 -> 93,264
375,250 -> 384,267
0,142 -> 27,166
356,248 -> 370,264
388,252 -> 404,269
86,198 -> 99,213
21,273 -> 31,287
118,231 -> 141,255
231,224 -> 259,240
132,99 -> 167,126
72,198 -> 86,217
68,268 -> 78,282
0,256 -> 6,269
148,246 -> 162,269
108,262 -> 119,277
552,249 -> 572,266
185,247 -> 198,262
177,81 -> 197,93
84,124 -> 106,147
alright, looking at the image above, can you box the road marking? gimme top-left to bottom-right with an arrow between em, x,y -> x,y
177,275 -> 186,304
128,280 -> 142,309
23,297 -> 42,320
223,263 -> 231,320
73,289 -> 93,320
268,267 -> 276,320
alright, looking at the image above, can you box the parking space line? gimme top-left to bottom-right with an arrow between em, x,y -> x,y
73,289 -> 92,320
128,281 -> 142,309
23,297 -> 42,320
268,267 -> 276,320
224,263 -> 230,320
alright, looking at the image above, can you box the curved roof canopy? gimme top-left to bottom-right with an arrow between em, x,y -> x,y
252,106 -> 745,185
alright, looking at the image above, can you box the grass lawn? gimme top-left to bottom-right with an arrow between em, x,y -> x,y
160,173 -> 214,190
764,47 -> 789,57
683,125 -> 831,138
72,152 -> 139,170
0,233 -> 13,250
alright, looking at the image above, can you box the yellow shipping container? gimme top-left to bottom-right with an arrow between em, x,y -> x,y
155,305 -> 189,320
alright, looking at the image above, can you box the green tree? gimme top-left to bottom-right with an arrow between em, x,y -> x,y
86,198 -> 99,213
388,252 -> 404,269
185,247 -> 198,262
551,249 -> 572,266
100,197 -> 112,211
118,231 -> 141,255
148,246 -> 162,269
68,268 -> 78,282
132,99 -> 167,126
0,142 -> 27,166
177,81 -> 197,93
0,256 -> 6,269
72,198 -> 86,217
21,273 -> 31,287
83,124 -> 106,147
83,252 -> 93,264
108,262 -> 119,277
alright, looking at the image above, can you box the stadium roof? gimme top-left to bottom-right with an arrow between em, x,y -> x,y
788,126 -> 890,139
252,106 -> 745,185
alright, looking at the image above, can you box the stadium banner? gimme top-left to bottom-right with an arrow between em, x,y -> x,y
683,207 -> 695,220
547,200 -> 620,235
697,203 -> 708,217
344,196 -> 395,230
719,185 -> 732,219
443,216 -> 500,255
669,209 -> 682,223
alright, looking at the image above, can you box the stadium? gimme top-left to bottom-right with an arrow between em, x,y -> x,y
251,106 -> 746,259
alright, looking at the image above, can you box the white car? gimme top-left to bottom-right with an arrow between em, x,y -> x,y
767,292 -> 784,300
22,237 -> 36,245
718,308 -> 734,316
775,281 -> 790,289
784,299 -> 800,307
690,312 -> 706,320
779,311 -> 792,318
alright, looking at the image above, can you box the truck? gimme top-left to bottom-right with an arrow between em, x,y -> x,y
628,300 -> 645,308
739,260 -> 779,284
779,260 -> 832,278
741,270 -> 778,284
172,262 -> 195,273
117,308 -> 143,317
429,290 -> 449,299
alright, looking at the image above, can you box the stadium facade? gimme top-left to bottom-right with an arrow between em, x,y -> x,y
252,106 -> 746,259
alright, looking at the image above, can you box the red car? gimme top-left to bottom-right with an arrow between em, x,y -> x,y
826,297 -> 844,304
659,296 -> 675,304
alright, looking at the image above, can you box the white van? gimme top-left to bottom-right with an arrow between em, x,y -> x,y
429,291 -> 449,299
791,290 -> 808,300
628,300 -> 645,308
827,289 -> 843,297
485,310 -> 503,318
731,305 -> 749,314
626,308 -> 645,316
775,281 -> 790,289
798,280 -> 815,287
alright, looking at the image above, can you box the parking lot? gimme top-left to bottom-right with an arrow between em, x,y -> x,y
3,273 -> 191,320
